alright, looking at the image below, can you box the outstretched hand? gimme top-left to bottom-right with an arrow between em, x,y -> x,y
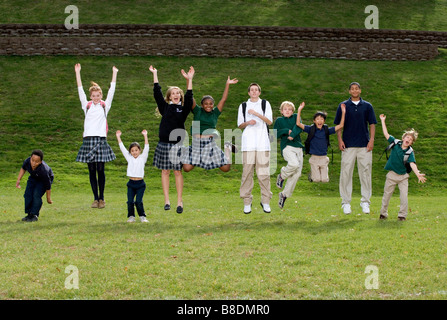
75,63 -> 81,73
380,114 -> 386,121
298,101 -> 305,111
113,66 -> 119,73
227,76 -> 238,85
181,66 -> 195,80
149,65 -> 157,73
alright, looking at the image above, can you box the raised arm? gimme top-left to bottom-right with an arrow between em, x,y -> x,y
142,129 -> 149,145
149,65 -> 159,83
75,63 -> 82,87
296,102 -> 305,130
181,66 -> 195,90
334,103 -> 346,131
216,76 -> 238,112
116,130 -> 123,144
379,114 -> 390,140
111,66 -> 118,83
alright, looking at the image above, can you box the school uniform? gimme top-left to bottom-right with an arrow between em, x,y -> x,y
237,98 -> 273,205
22,157 -> 54,217
380,135 -> 416,219
119,142 -> 149,217
76,82 -> 116,163
303,124 -> 336,182
334,97 -> 377,206
274,115 -> 304,198
152,83 -> 193,171
182,106 -> 228,170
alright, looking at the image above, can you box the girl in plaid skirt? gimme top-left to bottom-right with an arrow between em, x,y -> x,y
182,76 -> 238,173
149,65 -> 194,214
75,63 -> 118,209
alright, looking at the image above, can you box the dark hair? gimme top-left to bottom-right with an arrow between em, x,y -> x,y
128,142 -> 141,153
201,95 -> 215,105
31,149 -> 44,161
349,82 -> 361,89
313,111 -> 327,120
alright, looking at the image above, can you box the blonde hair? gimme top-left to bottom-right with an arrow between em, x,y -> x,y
154,86 -> 185,118
402,128 -> 418,142
89,81 -> 102,95
279,101 -> 295,112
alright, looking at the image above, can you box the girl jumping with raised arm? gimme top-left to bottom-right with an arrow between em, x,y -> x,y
149,65 -> 194,214
75,63 -> 118,209
182,75 -> 238,173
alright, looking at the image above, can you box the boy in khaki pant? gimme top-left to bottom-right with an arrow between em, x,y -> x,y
237,83 -> 273,214
379,114 -> 426,221
296,102 -> 346,183
334,82 -> 377,215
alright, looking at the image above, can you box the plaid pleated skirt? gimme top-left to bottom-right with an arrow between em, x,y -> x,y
153,141 -> 184,171
182,137 -> 228,170
76,136 -> 116,163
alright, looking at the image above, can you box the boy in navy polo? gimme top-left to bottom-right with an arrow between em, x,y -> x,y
16,150 -> 54,222
379,114 -> 426,221
334,82 -> 377,215
296,102 -> 346,183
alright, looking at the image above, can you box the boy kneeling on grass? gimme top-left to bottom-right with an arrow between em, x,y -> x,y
16,150 -> 54,222
379,114 -> 426,221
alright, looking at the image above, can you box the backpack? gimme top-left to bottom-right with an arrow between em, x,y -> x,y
304,124 -> 333,163
379,139 -> 413,174
242,99 -> 273,142
86,100 -> 108,133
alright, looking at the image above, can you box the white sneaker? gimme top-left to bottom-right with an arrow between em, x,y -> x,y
244,204 -> 252,214
342,204 -> 352,215
261,202 -> 271,213
360,202 -> 370,214
140,216 -> 149,223
127,216 -> 136,223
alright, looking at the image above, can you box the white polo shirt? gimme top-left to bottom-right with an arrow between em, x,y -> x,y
119,142 -> 150,178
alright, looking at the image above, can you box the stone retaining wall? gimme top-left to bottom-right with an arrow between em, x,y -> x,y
1,24 -> 445,60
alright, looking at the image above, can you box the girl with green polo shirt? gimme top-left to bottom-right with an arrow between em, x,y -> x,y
182,76 -> 238,172
379,114 -> 427,221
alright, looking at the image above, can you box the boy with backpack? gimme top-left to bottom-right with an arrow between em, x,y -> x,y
296,102 -> 346,183
379,114 -> 426,221
237,83 -> 273,214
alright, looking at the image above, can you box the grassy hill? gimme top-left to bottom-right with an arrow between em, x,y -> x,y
1,53 -> 446,197
1,0 -> 447,31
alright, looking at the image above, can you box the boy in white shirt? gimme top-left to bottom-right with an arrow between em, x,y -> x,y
116,130 -> 150,223
237,83 -> 273,214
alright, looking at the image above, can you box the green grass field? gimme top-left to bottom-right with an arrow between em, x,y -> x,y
1,0 -> 447,301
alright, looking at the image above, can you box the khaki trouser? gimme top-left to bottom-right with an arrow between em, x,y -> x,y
280,146 -> 303,198
339,147 -> 372,205
240,151 -> 272,205
309,154 -> 330,183
380,171 -> 410,218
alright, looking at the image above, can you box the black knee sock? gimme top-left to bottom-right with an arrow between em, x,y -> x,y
97,162 -> 105,200
88,162 -> 99,200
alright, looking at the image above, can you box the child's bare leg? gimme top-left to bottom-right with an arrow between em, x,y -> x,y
161,169 -> 170,205
219,145 -> 232,172
174,170 -> 183,207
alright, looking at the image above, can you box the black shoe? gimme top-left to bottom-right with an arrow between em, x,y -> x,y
379,214 -> 387,220
278,192 -> 287,209
22,215 -> 32,221
26,215 -> 38,222
164,204 -> 171,210
176,206 -> 183,214
398,216 -> 406,221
